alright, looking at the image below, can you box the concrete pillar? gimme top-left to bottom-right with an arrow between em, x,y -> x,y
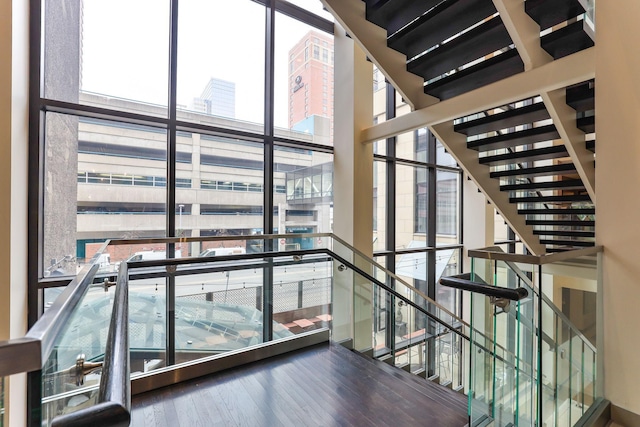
0,0 -> 29,424
596,0 -> 640,419
332,23 -> 374,348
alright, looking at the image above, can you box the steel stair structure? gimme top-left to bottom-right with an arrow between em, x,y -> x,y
323,0 -> 596,254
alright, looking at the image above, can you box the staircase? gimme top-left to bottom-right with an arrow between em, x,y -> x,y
323,0 -> 596,254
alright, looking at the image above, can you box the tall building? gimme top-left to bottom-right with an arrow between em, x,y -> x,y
191,77 -> 236,118
288,30 -> 334,139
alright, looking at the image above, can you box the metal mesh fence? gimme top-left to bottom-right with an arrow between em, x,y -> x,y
177,276 -> 331,313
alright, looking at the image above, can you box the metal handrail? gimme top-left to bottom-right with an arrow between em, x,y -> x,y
498,255 -> 598,354
112,234 -> 522,363
0,261 -> 103,377
439,275 -> 529,301
50,264 -> 131,427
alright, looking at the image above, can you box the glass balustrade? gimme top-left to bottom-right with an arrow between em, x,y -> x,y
20,234 -> 601,427
468,247 -> 600,427
40,281 -> 115,424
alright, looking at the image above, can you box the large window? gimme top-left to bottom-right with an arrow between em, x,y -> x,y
33,2 -> 334,279
373,82 -> 463,318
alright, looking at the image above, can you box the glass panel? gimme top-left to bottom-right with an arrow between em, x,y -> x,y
276,148 -> 332,236
437,140 -> 457,167
285,0 -> 335,21
41,284 -> 115,423
44,0 -> 170,115
177,134 -> 264,253
396,164 -> 426,251
276,13 -> 334,146
129,275 -> 167,373
436,249 -> 461,314
178,0 -> 265,128
44,113 -> 167,278
172,264 -> 266,364
436,170 -> 460,246
373,160 -> 387,252
272,258 -> 332,335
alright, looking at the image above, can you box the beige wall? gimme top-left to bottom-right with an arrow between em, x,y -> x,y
596,0 -> 640,417
0,0 -> 29,424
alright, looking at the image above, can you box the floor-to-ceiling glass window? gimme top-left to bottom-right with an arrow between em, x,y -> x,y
372,78 -> 463,369
31,0 -> 335,344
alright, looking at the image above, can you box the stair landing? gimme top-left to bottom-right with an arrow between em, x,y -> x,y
131,341 -> 469,426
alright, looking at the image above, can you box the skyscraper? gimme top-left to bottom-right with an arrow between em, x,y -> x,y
288,30 -> 334,139
192,77 -> 236,118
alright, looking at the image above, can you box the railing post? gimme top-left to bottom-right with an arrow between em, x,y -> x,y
298,280 -> 303,309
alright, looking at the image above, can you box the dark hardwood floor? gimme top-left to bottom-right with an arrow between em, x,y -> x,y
131,342 -> 469,427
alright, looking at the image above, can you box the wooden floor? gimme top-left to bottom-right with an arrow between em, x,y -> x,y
131,342 -> 469,427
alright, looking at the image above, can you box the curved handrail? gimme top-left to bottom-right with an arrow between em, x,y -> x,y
439,275 -> 529,301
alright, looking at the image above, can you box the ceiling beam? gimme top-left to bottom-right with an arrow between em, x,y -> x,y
360,47 -> 595,143
320,0 -> 439,110
492,0 -> 553,71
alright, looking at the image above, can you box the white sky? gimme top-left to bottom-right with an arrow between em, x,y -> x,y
81,0 -> 333,129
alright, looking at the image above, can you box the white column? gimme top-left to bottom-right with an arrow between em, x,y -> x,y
0,0 -> 29,424
332,23 -> 374,348
596,0 -> 640,418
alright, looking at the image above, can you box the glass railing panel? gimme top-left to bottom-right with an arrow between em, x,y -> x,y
174,264 -> 266,365
128,273 -> 167,374
40,283 -> 115,424
583,345 -> 596,412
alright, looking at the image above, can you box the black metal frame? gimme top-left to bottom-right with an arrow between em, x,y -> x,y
28,1 -> 335,423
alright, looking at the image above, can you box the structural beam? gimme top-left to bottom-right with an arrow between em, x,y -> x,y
361,47 -> 595,144
431,122 -> 545,255
493,0 -> 552,71
321,0 -> 438,110
541,90 -> 596,202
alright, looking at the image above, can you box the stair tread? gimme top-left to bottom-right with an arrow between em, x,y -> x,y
578,115 -> 595,133
509,194 -> 592,203
407,16 -> 512,82
541,20 -> 595,60
540,239 -> 595,247
365,0 -> 443,36
501,179 -> 585,191
527,219 -> 595,226
566,80 -> 595,112
533,230 -> 595,237
480,145 -> 569,166
518,208 -> 595,214
490,163 -> 576,178
455,102 -> 550,136
468,124 -> 559,151
425,49 -> 524,101
525,0 -> 586,30
388,0 -> 498,60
